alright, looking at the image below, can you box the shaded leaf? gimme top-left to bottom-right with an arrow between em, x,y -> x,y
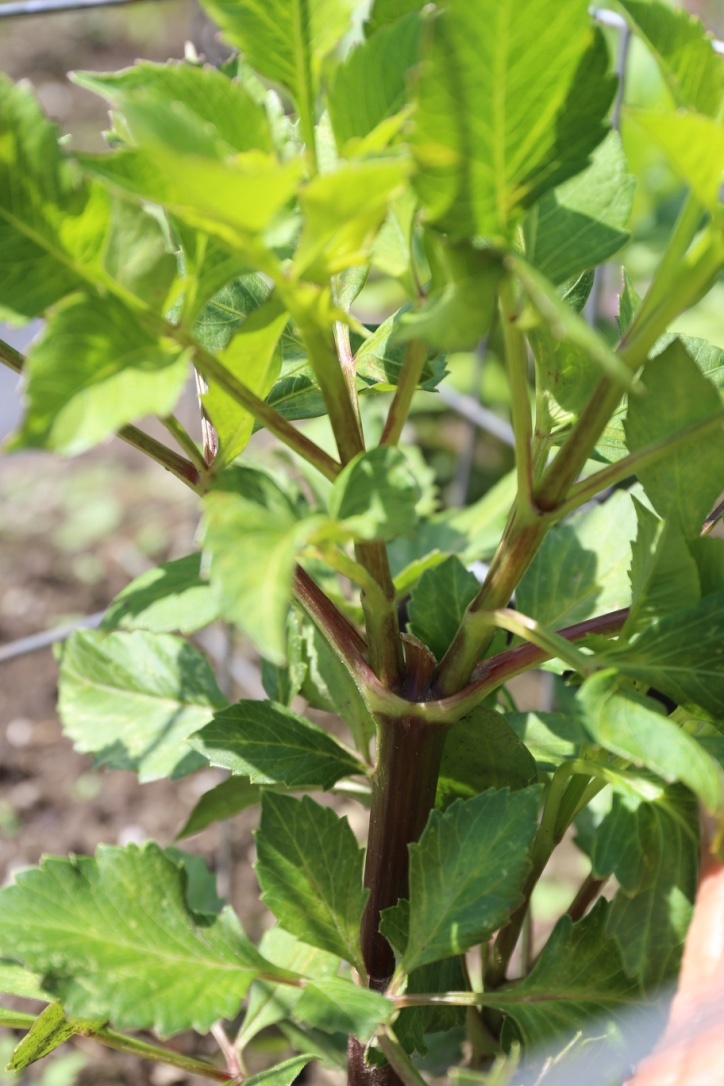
0,844 -> 282,1036
244,1056 -> 314,1086
624,498 -> 700,636
57,630 -> 225,782
407,556 -> 480,663
102,554 -> 219,635
436,709 -> 537,810
177,777 -> 265,839
256,793 -> 367,969
295,979 -> 391,1041
329,446 -> 420,542
507,711 -> 587,772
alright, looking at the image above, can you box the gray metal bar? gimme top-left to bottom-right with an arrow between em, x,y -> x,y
0,611 -> 105,664
0,0 -> 170,16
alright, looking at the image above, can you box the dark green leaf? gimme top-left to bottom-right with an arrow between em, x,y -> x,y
624,498 -> 700,636
610,592 -> 724,719
524,132 -> 635,285
190,700 -> 364,789
617,0 -> 724,115
578,670 -> 724,812
102,554 -> 219,635
244,1056 -> 315,1086
57,630 -> 225,782
591,788 -> 698,988
0,844 -> 281,1036
398,787 -> 540,971
256,793 -> 367,969
436,709 -> 537,809
412,1 -> 615,240
329,446 -> 420,542
506,711 -> 587,771
177,777 -> 266,839
517,490 -> 636,630
484,902 -> 645,1046
689,537 -> 724,597
394,956 -> 467,1056
11,296 -> 187,456
355,309 -> 446,392
407,556 -> 479,663
295,979 -> 391,1041
624,339 -> 724,537
192,271 -> 271,353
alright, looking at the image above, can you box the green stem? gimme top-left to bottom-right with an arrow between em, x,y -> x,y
554,410 -> 724,519
161,415 -> 208,476
376,1030 -> 429,1086
566,870 -> 608,922
472,608 -> 598,677
380,340 -> 428,446
314,546 -> 388,609
499,276 -> 534,512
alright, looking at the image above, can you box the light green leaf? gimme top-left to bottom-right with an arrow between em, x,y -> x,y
102,554 -> 219,635
205,293 -> 289,469
524,132 -> 635,285
616,0 -> 724,115
436,709 -> 537,810
72,60 -> 272,155
11,295 -> 187,456
367,0 -> 424,35
200,0 -> 356,107
295,979 -> 391,1042
255,793 -> 367,969
192,271 -> 271,353
395,242 -> 503,352
355,308 -> 446,392
329,446 -> 420,542
9,1003 -> 103,1071
0,961 -> 50,1003
177,777 -> 266,840
484,903 -> 644,1046
630,108 -> 724,210
624,498 -> 700,636
624,339 -> 724,537
407,556 -> 480,663
591,788 -> 698,988
329,14 -> 420,148
412,0 -> 615,240
202,467 -> 305,664
57,629 -> 225,782
0,844 -> 282,1036
578,670 -> 724,813
294,159 -> 409,281
190,700 -> 364,788
506,711 -> 587,772
611,591 -> 724,719
517,489 -> 637,630
398,787 -> 540,972
238,927 -> 339,1049
245,1056 -> 315,1086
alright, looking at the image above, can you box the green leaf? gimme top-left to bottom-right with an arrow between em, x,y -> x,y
436,709 -> 537,810
192,271 -> 271,353
177,776 -> 266,839
256,793 -> 367,968
328,446 -> 420,542
578,670 -> 724,813
329,14 -> 420,148
367,0 -> 424,35
591,788 -> 698,988
165,847 -> 225,915
202,467 -> 306,664
8,1003 -> 104,1071
201,0 -> 356,107
629,108 -> 724,210
238,927 -> 339,1049
57,629 -> 225,783
355,308 -> 446,392
407,556 -> 480,663
412,0 -> 615,240
524,132 -> 635,285
397,787 -> 540,972
0,961 -> 50,1003
11,295 -> 187,456
395,242 -> 503,352
102,554 -> 219,635
72,60 -> 273,155
624,339 -> 724,537
689,537 -> 724,597
517,489 -> 637,630
244,1056 -> 315,1086
507,711 -> 587,772
294,159 -> 410,281
394,955 -> 467,1056
205,293 -> 289,469
624,498 -> 700,636
190,700 -> 363,789
616,0 -> 724,116
610,591 -> 724,719
295,979 -> 392,1041
0,843 -> 280,1036
484,903 -> 644,1046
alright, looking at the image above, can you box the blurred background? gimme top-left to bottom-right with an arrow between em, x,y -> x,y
0,1 -> 723,1083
